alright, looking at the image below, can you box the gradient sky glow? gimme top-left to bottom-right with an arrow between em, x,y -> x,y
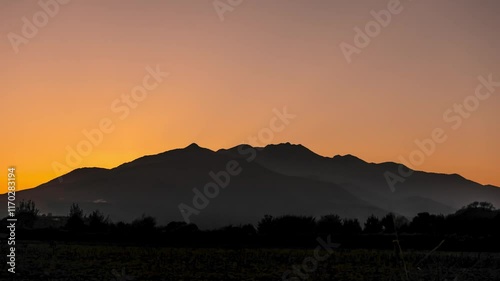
1,0 -> 499,192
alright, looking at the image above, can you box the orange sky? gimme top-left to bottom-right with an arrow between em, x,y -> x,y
1,0 -> 499,192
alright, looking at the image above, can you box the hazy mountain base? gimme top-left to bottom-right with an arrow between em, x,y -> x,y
1,243 -> 499,281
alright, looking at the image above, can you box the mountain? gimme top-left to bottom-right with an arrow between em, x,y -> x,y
242,143 -> 499,216
3,143 -> 499,228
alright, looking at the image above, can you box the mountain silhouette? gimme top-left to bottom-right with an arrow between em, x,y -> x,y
4,143 -> 499,228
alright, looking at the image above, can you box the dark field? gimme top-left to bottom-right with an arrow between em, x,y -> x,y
2,243 -> 500,281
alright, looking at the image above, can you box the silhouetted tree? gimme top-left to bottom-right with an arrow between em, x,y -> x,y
410,212 -> 445,234
66,203 -> 85,231
395,215 -> 410,233
494,213 -> 500,235
16,200 -> 39,229
217,224 -> 257,237
165,221 -> 199,233
87,210 -> 108,232
257,215 -> 273,235
381,213 -> 409,233
364,215 -> 383,234
257,215 -> 316,236
317,214 -> 343,235
342,218 -> 362,235
448,201 -> 498,234
241,224 -> 257,236
460,201 -> 495,211
132,214 -> 157,231
479,202 -> 495,210
381,213 -> 395,233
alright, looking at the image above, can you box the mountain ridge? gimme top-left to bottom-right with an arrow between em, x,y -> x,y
3,143 -> 498,228
18,142 -> 498,190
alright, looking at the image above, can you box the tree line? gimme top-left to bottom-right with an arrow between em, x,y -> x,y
3,201 -> 500,251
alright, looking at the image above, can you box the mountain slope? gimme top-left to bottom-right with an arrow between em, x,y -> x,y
225,143 -> 498,217
4,143 -> 498,228
7,144 -> 384,228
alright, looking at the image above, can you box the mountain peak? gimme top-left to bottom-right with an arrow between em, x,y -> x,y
260,143 -> 323,161
185,143 -> 201,149
332,154 -> 366,164
264,142 -> 306,149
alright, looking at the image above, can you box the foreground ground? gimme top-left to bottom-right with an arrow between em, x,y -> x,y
2,242 -> 500,281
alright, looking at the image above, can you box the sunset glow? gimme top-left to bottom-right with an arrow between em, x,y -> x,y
2,0 -> 499,192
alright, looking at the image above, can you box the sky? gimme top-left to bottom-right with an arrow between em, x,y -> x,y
1,0 -> 499,192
